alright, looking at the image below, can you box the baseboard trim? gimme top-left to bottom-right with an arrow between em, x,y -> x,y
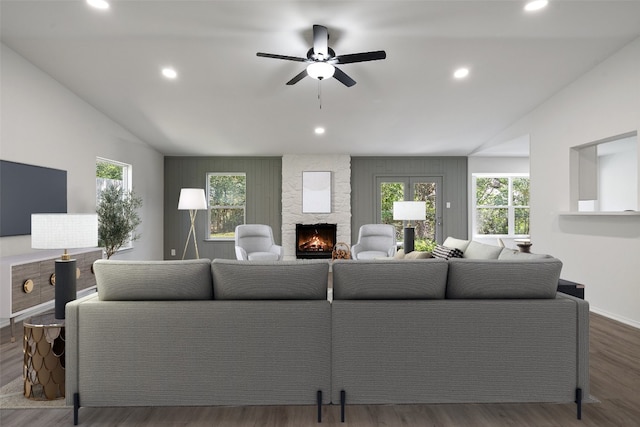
591,307 -> 640,330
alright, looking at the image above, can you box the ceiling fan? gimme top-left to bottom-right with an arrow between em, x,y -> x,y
256,24 -> 386,87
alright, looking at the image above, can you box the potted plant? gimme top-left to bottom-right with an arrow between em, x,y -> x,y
96,184 -> 143,259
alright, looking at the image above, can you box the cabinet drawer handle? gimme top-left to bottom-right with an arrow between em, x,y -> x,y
23,279 -> 34,294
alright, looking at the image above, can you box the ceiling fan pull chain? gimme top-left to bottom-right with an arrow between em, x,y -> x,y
318,80 -> 322,109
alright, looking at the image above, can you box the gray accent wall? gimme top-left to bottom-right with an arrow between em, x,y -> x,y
164,157 -> 282,261
351,157 -> 468,244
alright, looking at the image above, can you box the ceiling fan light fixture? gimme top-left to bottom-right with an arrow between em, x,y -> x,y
306,62 -> 335,80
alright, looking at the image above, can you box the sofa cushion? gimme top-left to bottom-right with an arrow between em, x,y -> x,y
431,245 -> 463,260
332,259 -> 448,300
446,258 -> 562,299
95,259 -> 213,301
463,241 -> 503,259
212,259 -> 328,300
498,249 -> 552,260
442,236 -> 470,252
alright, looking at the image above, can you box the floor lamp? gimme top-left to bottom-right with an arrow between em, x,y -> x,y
393,201 -> 426,254
31,214 -> 98,319
178,188 -> 207,259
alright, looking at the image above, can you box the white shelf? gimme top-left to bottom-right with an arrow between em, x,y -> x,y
558,211 -> 640,216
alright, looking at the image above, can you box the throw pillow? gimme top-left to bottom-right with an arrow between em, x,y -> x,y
432,244 -> 464,260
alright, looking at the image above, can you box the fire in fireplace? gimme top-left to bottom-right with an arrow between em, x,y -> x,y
295,223 -> 337,259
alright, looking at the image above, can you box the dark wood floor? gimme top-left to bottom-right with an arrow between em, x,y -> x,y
1,312 -> 639,426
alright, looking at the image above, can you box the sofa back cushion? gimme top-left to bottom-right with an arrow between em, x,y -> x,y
212,259 -> 328,300
95,259 -> 213,301
446,258 -> 562,299
332,259 -> 448,300
462,240 -> 503,259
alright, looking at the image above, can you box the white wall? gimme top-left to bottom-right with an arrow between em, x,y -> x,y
599,138 -> 638,211
0,44 -> 164,260
483,37 -> 640,328
281,155 -> 351,260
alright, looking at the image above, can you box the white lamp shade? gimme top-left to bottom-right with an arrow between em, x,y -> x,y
306,62 -> 335,80
178,188 -> 207,210
31,214 -> 98,249
393,201 -> 426,221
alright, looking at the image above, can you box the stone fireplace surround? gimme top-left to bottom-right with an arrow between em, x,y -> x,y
282,155 -> 351,260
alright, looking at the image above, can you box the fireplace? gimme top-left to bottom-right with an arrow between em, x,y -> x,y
295,223 -> 337,259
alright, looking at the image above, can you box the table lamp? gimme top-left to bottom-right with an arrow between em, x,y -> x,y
393,201 -> 426,253
31,213 -> 98,319
178,188 -> 207,259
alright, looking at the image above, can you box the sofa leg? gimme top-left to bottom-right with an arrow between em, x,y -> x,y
575,388 -> 583,420
317,390 -> 322,423
340,390 -> 346,423
73,393 -> 80,425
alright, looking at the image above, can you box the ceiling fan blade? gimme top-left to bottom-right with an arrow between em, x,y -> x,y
286,69 -> 308,85
312,24 -> 329,58
257,52 -> 307,62
333,67 -> 356,87
334,50 -> 387,64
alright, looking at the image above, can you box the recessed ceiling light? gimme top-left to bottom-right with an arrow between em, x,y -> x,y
524,0 -> 548,12
86,0 -> 110,10
315,127 -> 326,135
453,68 -> 470,79
162,67 -> 178,80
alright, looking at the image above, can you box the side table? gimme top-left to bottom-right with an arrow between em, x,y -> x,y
558,279 -> 585,300
23,312 -> 65,400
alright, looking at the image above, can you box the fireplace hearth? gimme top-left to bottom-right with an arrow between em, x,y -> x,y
295,223 -> 337,259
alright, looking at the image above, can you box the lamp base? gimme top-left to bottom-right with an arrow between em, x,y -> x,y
55,259 -> 77,319
403,227 -> 415,254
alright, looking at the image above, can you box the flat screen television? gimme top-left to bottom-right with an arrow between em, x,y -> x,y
0,160 -> 67,237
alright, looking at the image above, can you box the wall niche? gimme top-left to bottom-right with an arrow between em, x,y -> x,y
569,131 -> 639,214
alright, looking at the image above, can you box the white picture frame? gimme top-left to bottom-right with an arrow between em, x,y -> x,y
302,171 -> 331,213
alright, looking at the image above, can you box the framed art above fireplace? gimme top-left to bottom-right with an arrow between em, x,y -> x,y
302,171 -> 331,213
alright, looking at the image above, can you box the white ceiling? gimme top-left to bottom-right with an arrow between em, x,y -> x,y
2,1 -> 640,157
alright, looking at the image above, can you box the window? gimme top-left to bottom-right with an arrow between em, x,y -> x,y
473,174 -> 529,237
96,157 -> 133,249
96,157 -> 131,202
207,173 -> 246,240
378,176 -> 441,251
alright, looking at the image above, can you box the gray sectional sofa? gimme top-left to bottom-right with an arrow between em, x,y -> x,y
66,255 -> 590,424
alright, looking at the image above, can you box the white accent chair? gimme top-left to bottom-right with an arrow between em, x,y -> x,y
234,224 -> 283,261
351,224 -> 397,260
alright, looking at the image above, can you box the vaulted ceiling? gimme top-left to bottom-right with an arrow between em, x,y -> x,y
2,1 -> 640,157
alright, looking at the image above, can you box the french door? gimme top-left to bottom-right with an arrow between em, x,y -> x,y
376,176 -> 443,248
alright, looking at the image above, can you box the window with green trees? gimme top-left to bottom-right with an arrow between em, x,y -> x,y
473,175 -> 529,236
207,173 -> 246,239
380,178 -> 439,252
96,158 -> 129,198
